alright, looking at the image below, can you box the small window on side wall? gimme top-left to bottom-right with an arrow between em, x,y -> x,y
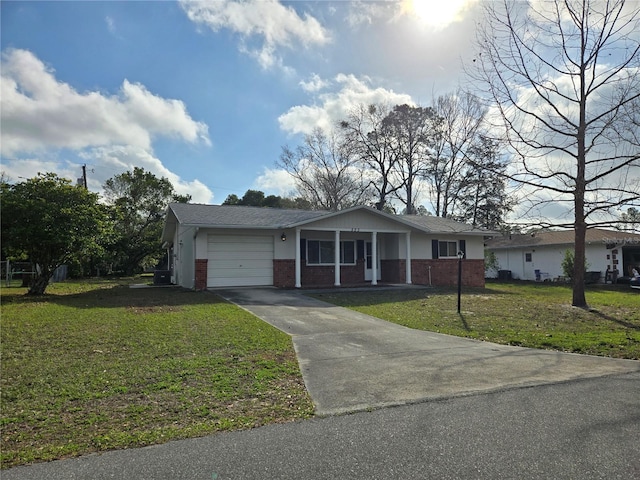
525,253 -> 532,262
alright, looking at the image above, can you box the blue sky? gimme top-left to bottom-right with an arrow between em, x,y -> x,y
1,0 -> 482,204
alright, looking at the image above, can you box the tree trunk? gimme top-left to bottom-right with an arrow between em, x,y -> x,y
27,274 -> 50,295
572,22 -> 589,309
572,220 -> 588,308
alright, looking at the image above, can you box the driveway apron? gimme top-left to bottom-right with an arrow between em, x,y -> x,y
217,288 -> 640,416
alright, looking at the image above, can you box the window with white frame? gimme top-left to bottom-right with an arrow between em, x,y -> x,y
307,240 -> 356,265
438,240 -> 459,258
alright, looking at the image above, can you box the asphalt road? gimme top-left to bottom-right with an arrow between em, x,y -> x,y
5,372 -> 639,480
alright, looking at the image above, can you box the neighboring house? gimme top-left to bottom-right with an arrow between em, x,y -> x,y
161,204 -> 493,290
485,229 -> 640,282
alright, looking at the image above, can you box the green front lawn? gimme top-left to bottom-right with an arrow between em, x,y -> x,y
1,279 -> 313,468
313,282 -> 640,359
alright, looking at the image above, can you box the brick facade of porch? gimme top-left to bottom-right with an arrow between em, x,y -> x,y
275,258 -> 485,288
274,259 -> 365,288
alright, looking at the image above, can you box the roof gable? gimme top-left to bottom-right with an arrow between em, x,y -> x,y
293,206 -> 412,232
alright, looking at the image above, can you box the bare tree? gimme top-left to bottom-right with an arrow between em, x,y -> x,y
278,128 -> 371,211
427,90 -> 487,218
383,104 -> 435,215
469,0 -> 640,307
339,103 -> 402,211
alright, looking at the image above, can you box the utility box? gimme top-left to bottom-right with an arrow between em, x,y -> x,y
497,270 -> 512,281
153,270 -> 172,285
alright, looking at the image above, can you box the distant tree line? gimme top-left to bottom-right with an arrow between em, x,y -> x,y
278,91 -> 514,231
222,189 -> 311,210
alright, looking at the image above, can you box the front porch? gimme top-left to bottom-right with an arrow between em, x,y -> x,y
284,227 -> 414,289
274,257 -> 485,289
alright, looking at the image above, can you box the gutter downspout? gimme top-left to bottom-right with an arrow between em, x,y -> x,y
192,227 -> 199,289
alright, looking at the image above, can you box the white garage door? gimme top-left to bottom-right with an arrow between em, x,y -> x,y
207,235 -> 274,287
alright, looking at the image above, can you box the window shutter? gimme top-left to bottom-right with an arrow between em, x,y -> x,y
459,239 -> 466,258
357,240 -> 365,261
300,238 -> 307,261
432,239 -> 439,259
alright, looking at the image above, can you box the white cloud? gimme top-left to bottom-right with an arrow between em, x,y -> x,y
254,167 -> 296,196
299,73 -> 329,93
279,73 -> 414,135
345,1 -> 399,27
1,48 -> 209,156
0,48 -> 214,203
179,0 -> 331,70
80,146 -> 214,203
105,16 -> 116,34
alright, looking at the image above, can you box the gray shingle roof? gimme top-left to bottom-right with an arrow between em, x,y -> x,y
402,214 -> 494,234
168,203 -> 327,228
166,203 -> 496,236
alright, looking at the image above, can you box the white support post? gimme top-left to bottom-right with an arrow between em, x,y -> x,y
334,230 -> 341,286
295,228 -> 301,288
406,231 -> 412,285
371,231 -> 378,286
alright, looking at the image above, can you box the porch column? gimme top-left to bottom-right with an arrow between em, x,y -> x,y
371,231 -> 378,286
295,228 -> 301,288
334,230 -> 341,286
406,231 -> 412,285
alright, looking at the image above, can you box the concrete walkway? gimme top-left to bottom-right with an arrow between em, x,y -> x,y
218,287 -> 640,416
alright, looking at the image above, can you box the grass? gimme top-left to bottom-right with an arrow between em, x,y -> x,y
312,281 -> 640,360
0,279 -> 313,469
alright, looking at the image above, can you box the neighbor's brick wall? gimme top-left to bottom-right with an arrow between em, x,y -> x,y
382,259 -> 485,287
194,259 -> 208,291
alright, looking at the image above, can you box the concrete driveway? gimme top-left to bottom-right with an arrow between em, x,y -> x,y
217,288 -> 640,416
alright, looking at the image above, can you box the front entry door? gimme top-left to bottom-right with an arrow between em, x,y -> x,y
364,241 -> 381,282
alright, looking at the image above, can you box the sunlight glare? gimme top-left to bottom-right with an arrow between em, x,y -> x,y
408,0 -> 470,30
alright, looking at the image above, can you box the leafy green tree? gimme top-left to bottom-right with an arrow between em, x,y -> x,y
0,173 -> 108,295
103,167 -> 190,275
619,207 -> 640,233
455,136 -> 512,230
561,249 -> 589,279
484,251 -> 500,277
222,193 -> 241,205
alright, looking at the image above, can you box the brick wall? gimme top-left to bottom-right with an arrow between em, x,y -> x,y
300,259 -> 365,287
275,258 -> 484,288
194,259 -> 208,291
381,259 -> 405,283
273,259 -> 295,288
382,259 -> 485,287
413,259 -> 485,287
